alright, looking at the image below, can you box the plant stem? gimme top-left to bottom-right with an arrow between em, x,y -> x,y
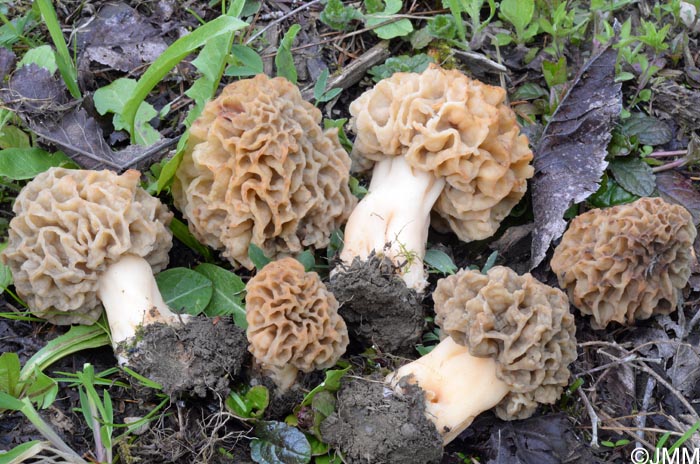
20,398 -> 89,463
647,149 -> 687,158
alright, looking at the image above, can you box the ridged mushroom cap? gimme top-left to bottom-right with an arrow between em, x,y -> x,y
245,257 -> 349,374
551,197 -> 697,329
1,168 -> 173,325
173,74 -> 356,269
349,64 -> 534,241
433,266 -> 577,420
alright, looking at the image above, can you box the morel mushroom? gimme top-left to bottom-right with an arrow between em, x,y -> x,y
551,197 -> 697,329
339,64 -> 534,291
173,74 -> 356,269
1,168 -> 182,359
245,257 -> 349,391
387,266 -> 577,444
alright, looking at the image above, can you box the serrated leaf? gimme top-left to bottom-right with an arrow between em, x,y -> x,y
609,157 -> 656,196
155,268 -> 213,316
248,244 -> 272,270
250,421 -> 311,464
0,148 -> 76,180
621,113 -> 672,146
424,249 -> 457,275
194,263 -> 247,328
319,0 -> 362,31
275,24 -> 301,84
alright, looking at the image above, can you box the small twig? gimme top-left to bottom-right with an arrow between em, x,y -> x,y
452,49 -> 508,73
647,149 -> 687,158
578,354 -> 661,376
652,157 -> 689,173
636,376 -> 656,449
245,0 -> 323,45
578,388 -> 600,448
633,361 -> 700,423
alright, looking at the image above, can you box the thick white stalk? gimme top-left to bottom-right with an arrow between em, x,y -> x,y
97,254 -> 188,365
386,337 -> 510,444
340,156 -> 445,291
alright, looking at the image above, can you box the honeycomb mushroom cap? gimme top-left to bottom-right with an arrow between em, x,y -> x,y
245,257 -> 349,373
433,266 -> 577,420
173,74 -> 357,269
349,64 -> 534,241
551,197 -> 697,329
1,168 -> 173,325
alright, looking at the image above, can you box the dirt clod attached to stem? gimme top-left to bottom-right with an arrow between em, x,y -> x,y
329,255 -> 425,355
124,316 -> 248,397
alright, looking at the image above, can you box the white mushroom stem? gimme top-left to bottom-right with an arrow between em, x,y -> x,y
97,254 -> 189,365
340,156 -> 445,292
261,364 -> 299,393
386,337 -> 510,445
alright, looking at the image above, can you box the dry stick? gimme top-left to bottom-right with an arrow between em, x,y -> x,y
633,360 -> 700,423
647,149 -> 687,158
452,49 -> 508,73
245,0 -> 323,45
578,354 -> 662,376
577,388 -> 600,448
636,376 -> 657,449
300,41 -> 391,100
595,408 -> 658,450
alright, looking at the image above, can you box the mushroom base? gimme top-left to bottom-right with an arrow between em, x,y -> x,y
329,254 -> 425,355
122,316 -> 248,397
320,377 -> 443,464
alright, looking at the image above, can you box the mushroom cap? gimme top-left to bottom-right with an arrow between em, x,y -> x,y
245,257 -> 349,373
1,168 -> 173,325
349,64 -> 534,241
172,74 -> 357,269
433,266 -> 577,420
551,197 -> 697,329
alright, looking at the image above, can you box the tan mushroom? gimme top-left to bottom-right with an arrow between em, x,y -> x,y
387,266 -> 577,444
551,197 -> 697,329
1,168 -> 185,363
245,257 -> 349,391
339,64 -> 534,291
172,74 -> 357,269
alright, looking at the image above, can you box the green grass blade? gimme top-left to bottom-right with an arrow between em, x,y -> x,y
35,0 -> 81,98
122,14 -> 248,141
19,325 -> 110,383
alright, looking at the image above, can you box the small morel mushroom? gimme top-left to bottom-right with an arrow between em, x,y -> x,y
339,64 -> 534,291
172,74 -> 356,269
245,257 -> 349,392
1,168 -> 247,395
551,197 -> 697,329
387,266 -> 577,444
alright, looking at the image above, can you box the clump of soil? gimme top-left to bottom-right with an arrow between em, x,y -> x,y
320,377 -> 443,464
250,371 -> 325,420
329,255 -> 425,355
124,316 -> 248,397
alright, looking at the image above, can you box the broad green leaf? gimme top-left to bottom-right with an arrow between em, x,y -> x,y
0,440 -> 46,462
35,0 -> 80,98
366,13 -> 413,39
542,57 -> 567,88
17,45 -> 57,73
194,263 -> 247,327
0,148 -> 76,180
427,14 -> 457,40
226,385 -> 269,418
622,113 -> 672,146
250,421 -> 312,464
0,352 -> 21,396
512,83 -> 548,101
0,125 -> 31,150
155,268 -> 213,316
368,54 -> 433,82
122,14 -> 248,140
248,243 -> 272,270
225,44 -> 264,77
588,175 -> 638,208
301,367 -> 349,407
23,367 -> 58,409
0,390 -> 25,410
499,0 -> 534,37
609,157 -> 656,197
296,251 -> 315,272
319,0 -> 362,31
424,249 -> 457,275
169,217 -> 214,262
276,24 -> 301,84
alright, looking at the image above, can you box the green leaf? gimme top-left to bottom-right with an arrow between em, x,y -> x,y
588,175 -> 638,208
427,14 -> 457,40
169,217 -> 214,261
0,148 -> 77,180
0,125 -> 31,150
368,54 -> 434,82
0,390 -> 25,410
542,57 -> 567,88
194,263 -> 247,328
93,78 -> 161,146
0,440 -> 46,462
250,421 -> 312,464
155,268 -> 213,316
226,384 -> 269,418
276,24 -> 301,84
481,250 -> 498,274
323,118 -> 352,153
365,0 -> 413,40
122,14 -> 248,140
326,229 -> 344,261
609,157 -> 656,197
0,352 -> 21,396
248,244 -> 272,270
499,0 -> 534,38
23,367 -> 58,409
225,44 -> 264,77
301,367 -> 349,407
35,0 -> 80,98
512,83 -> 548,101
17,45 -> 57,74
319,0 -> 362,31
296,251 -> 315,272
622,113 -> 672,146
424,249 -> 457,275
